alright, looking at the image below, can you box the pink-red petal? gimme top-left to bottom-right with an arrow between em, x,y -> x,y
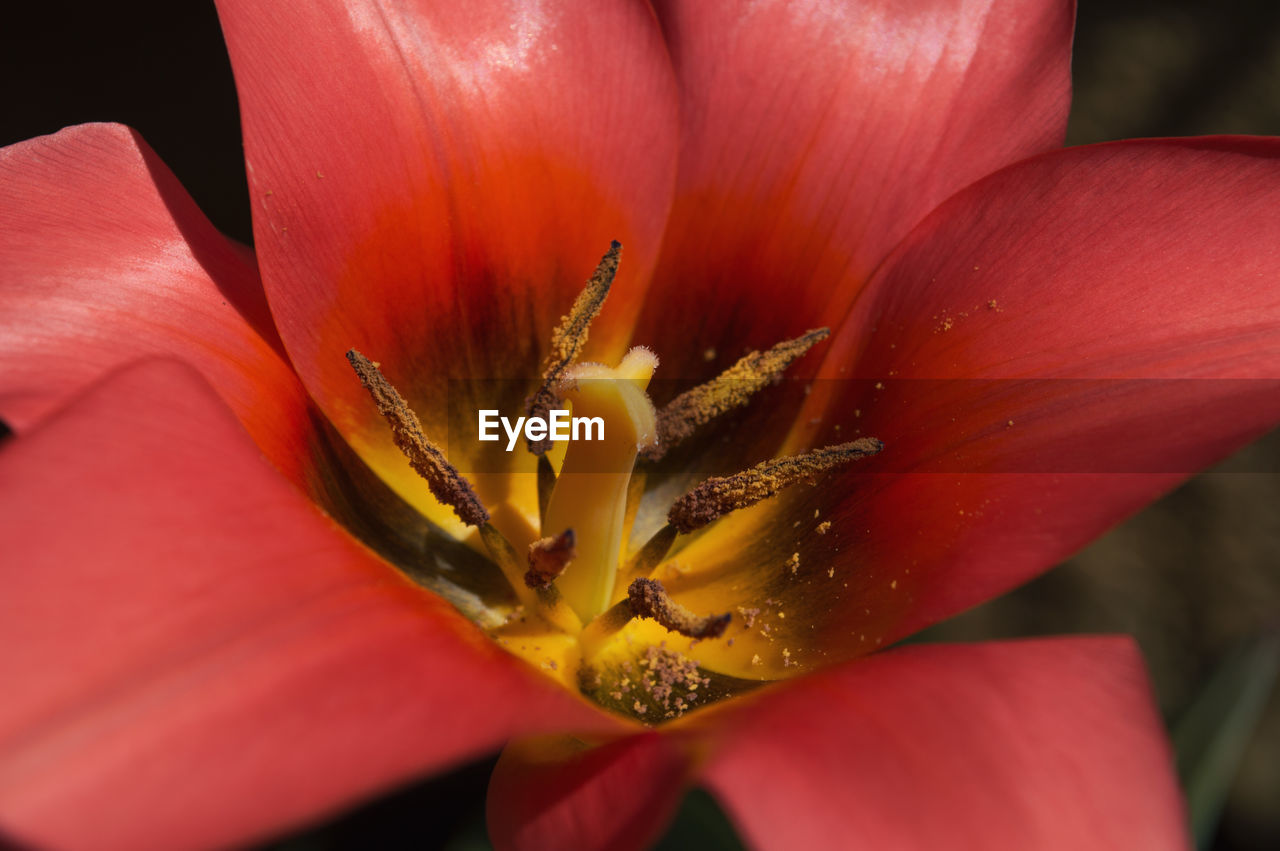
214,0 -> 680,524
0,123 -> 317,487
653,138 -> 1280,679
487,733 -> 688,851
694,638 -> 1189,850
0,359 -> 617,851
635,0 -> 1074,377
802,137 -> 1280,641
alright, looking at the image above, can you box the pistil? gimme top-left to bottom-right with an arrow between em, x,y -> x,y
542,346 -> 659,621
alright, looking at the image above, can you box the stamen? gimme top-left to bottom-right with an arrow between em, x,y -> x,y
481,522 -> 580,631
536,454 -> 556,529
526,528 -> 576,589
667,438 -> 883,533
526,241 -> 621,454
346,349 -> 488,527
627,577 -> 731,639
618,523 -> 677,587
643,327 -> 829,461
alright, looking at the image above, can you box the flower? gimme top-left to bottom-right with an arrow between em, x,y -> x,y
2,0 -> 1279,849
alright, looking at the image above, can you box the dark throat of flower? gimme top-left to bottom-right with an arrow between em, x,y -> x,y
345,242 -> 883,721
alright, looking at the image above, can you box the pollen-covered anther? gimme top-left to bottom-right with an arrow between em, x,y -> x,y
643,327 -> 830,462
525,528 -> 576,589
345,348 -> 489,527
525,241 -> 621,454
627,577 -> 731,640
668,438 -> 883,534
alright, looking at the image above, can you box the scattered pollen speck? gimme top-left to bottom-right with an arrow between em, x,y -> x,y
703,347 -> 716,361
751,654 -> 763,666
1007,419 -> 1015,427
787,553 -> 800,575
316,171 -> 324,179
874,381 -> 884,389
816,520 -> 832,535
890,580 -> 898,590
827,567 -> 835,578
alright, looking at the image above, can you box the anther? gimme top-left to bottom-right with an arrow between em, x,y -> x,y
627,577 -> 731,639
667,438 -> 883,534
346,349 -> 489,527
526,241 -> 621,454
526,528 -> 576,589
643,327 -> 830,461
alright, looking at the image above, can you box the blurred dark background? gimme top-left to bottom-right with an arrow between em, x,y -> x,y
2,1 -> 1277,848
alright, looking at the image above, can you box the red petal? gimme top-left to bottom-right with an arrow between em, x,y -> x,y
695,639 -> 1189,850
0,360 -> 616,850
797,137 -> 1280,641
487,733 -> 687,851
214,0 -> 680,521
636,0 -> 1073,377
652,139 -> 1280,680
0,123 -> 317,487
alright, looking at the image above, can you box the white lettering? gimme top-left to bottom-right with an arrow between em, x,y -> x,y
550,408 -> 570,441
479,410 -> 605,451
502,415 -> 525,452
478,409 -> 500,441
525,417 -> 548,444
573,416 -> 604,441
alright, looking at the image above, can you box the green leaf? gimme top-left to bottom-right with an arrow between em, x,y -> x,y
1172,632 -> 1280,849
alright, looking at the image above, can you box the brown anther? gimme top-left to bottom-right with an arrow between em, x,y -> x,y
627,577 -> 731,640
668,438 -> 882,534
643,327 -> 829,461
526,241 -> 621,454
526,528 -> 576,589
346,349 -> 488,526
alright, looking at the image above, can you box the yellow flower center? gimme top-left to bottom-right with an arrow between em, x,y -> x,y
346,243 -> 882,722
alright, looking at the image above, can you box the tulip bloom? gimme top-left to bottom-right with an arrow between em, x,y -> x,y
3,0 -> 1280,848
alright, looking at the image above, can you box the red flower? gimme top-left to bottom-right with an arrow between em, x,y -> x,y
2,1 -> 1278,848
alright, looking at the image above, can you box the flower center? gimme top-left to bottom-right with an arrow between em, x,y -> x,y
346,243 -> 881,722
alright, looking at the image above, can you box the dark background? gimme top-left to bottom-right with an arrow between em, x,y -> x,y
2,1 -> 1277,848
